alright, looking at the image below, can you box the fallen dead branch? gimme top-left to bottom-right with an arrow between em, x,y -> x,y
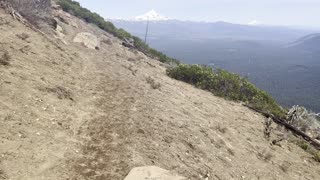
245,105 -> 320,150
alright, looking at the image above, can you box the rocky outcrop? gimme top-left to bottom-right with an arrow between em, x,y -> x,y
73,32 -> 100,49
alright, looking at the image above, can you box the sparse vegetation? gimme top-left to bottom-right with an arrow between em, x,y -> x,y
146,77 -> 161,89
7,0 -> 51,27
0,51 -> 11,66
264,118 -> 272,139
167,64 -> 286,118
16,33 -> 30,41
314,151 -> 320,162
43,86 -> 73,100
0,17 -> 10,26
298,140 -> 309,151
279,161 -> 291,173
216,124 -> 227,134
294,138 -> 320,162
227,148 -> 235,156
257,150 -> 273,162
57,0 -> 179,64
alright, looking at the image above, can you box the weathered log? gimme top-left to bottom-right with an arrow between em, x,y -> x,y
245,105 -> 320,150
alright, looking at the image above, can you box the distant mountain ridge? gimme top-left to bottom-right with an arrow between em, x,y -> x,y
288,33 -> 320,52
110,11 -> 320,112
111,18 -> 313,42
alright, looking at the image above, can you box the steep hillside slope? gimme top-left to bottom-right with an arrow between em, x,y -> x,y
289,33 -> 320,52
0,6 -> 319,180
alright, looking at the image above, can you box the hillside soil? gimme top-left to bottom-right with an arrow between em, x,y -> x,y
0,8 -> 319,180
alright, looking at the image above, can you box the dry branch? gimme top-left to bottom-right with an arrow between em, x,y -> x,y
245,105 -> 320,150
0,0 -> 63,51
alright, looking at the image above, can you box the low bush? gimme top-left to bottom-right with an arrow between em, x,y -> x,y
57,0 -> 179,64
167,64 -> 286,118
314,151 -> 320,162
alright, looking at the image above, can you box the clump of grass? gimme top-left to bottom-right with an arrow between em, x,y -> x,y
42,86 -> 73,101
146,77 -> 161,89
279,161 -> 291,173
298,141 -> 309,151
313,151 -> 320,162
16,33 -> 30,41
216,124 -> 227,134
0,51 -> 11,66
295,139 -> 320,162
227,148 -> 235,156
257,149 -> 273,162
167,64 -> 286,118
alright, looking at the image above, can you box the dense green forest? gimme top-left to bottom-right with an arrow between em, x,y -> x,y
147,38 -> 320,112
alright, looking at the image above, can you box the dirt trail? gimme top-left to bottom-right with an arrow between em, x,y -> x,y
69,50 -> 137,179
0,7 -> 319,180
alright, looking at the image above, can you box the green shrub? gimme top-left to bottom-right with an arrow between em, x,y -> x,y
314,151 -> 320,162
57,0 -> 179,65
167,64 -> 286,118
298,141 -> 310,151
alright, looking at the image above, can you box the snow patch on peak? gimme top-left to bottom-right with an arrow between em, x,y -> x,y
134,10 -> 170,21
248,20 -> 261,26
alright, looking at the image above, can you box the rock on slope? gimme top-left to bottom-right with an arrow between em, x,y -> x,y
0,6 -> 319,180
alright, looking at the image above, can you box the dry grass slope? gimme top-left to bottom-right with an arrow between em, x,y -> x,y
0,3 -> 319,180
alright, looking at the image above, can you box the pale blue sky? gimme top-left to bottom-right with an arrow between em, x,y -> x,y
76,0 -> 320,27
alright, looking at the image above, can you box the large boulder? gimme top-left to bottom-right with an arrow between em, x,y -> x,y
73,32 -> 100,49
124,166 -> 186,180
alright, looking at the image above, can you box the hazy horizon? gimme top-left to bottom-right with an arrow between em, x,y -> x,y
76,0 -> 320,28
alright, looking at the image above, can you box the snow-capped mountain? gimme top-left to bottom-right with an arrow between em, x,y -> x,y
135,10 -> 170,21
113,10 -> 170,21
110,10 -> 313,42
